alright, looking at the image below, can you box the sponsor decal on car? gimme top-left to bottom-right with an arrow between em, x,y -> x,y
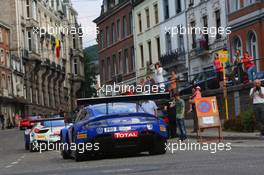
77,133 -> 87,139
113,131 -> 139,139
160,126 -> 166,132
104,127 -> 117,133
118,126 -> 131,131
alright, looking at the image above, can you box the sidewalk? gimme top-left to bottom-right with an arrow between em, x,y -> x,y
186,128 -> 263,140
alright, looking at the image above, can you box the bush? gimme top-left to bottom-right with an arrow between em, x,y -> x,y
224,108 -> 257,132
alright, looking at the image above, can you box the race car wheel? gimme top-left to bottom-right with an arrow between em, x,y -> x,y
72,131 -> 85,162
60,135 -> 71,159
149,138 -> 167,155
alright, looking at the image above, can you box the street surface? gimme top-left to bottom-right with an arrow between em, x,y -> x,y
0,129 -> 264,175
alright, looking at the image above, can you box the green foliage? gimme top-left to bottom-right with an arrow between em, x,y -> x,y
224,108 -> 257,132
81,45 -> 98,98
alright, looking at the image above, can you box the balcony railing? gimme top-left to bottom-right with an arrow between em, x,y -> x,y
160,48 -> 186,68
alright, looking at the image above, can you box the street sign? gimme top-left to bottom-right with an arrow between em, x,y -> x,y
195,96 -> 223,142
218,50 -> 228,64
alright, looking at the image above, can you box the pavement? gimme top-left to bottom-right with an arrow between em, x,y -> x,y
0,128 -> 264,175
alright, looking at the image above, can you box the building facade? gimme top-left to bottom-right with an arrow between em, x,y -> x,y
0,0 -> 84,116
0,22 -> 17,122
186,0 -> 228,77
94,0 -> 135,86
132,0 -> 162,79
159,0 -> 189,80
227,0 -> 264,71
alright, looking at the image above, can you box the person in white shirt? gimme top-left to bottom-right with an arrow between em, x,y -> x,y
141,100 -> 158,117
250,79 -> 264,136
154,63 -> 165,90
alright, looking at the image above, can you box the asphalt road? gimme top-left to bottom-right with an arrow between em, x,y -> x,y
0,129 -> 264,175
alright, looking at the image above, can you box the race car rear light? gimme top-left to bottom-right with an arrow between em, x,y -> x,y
34,128 -> 40,133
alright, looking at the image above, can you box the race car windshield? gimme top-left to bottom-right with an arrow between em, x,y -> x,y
92,103 -> 144,116
42,120 -> 65,127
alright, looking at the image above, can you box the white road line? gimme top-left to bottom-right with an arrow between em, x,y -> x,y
5,165 -> 13,168
11,162 -> 18,165
5,154 -> 26,168
102,168 -> 132,173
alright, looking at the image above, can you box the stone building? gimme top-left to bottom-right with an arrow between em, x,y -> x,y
227,0 -> 264,71
94,0 -> 135,86
0,0 -> 84,116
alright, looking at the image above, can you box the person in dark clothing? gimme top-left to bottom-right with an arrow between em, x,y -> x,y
165,101 -> 178,138
0,113 -> 5,130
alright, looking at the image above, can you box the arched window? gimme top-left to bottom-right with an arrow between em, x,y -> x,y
247,31 -> 259,70
233,36 -> 242,56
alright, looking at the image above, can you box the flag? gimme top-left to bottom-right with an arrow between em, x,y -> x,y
55,37 -> 61,59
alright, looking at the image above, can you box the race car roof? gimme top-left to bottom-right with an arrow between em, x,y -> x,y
77,93 -> 170,106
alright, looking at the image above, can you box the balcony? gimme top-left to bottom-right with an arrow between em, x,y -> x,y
25,18 -> 38,28
190,38 -> 209,57
160,48 -> 186,69
70,48 -> 84,58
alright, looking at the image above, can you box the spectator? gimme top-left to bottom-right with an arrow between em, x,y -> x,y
169,70 -> 177,97
141,100 -> 158,117
170,92 -> 187,141
164,100 -> 178,138
0,113 -> 5,130
250,80 -> 264,136
154,63 -> 165,91
188,86 -> 202,133
145,75 -> 155,93
233,49 -> 244,83
15,114 -> 21,127
242,51 -> 257,82
213,53 -> 224,87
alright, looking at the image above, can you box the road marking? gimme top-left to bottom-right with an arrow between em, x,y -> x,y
11,161 -> 18,165
5,154 -> 26,168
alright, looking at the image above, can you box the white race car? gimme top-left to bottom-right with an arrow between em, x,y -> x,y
24,119 -> 65,152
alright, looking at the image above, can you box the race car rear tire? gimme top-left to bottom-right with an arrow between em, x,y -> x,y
149,138 -> 167,155
60,135 -> 71,159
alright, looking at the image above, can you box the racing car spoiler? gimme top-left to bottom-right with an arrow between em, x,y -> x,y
29,117 -> 65,123
77,92 -> 170,106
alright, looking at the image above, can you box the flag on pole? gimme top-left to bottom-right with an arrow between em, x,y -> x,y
55,37 -> 61,59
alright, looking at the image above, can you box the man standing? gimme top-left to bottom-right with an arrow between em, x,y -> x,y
250,79 -> 264,136
0,113 -> 5,130
188,86 -> 202,133
164,100 -> 177,138
141,100 -> 158,117
171,93 -> 187,141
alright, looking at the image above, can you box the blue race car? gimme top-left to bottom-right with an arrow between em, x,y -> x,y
60,102 -> 168,161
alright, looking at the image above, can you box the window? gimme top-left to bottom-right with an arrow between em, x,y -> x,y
140,45 -> 144,67
111,23 -> 115,43
129,12 -> 133,35
118,52 -> 122,74
233,36 -> 242,55
138,13 -> 142,33
189,0 -> 194,7
36,89 -> 39,104
248,32 -> 258,68
176,0 -> 182,13
0,29 -> 3,43
123,16 -> 127,38
30,87 -> 33,103
101,60 -> 105,81
154,4 -> 159,24
148,41 -> 152,64
6,32 -> 9,46
131,47 -> 135,72
106,26 -> 110,46
107,57 -> 111,80
32,0 -> 37,20
145,8 -> 150,28
74,59 -> 78,75
215,10 -> 221,39
165,32 -> 172,53
27,31 -> 32,51
1,74 -> 6,89
191,21 -> 196,48
117,19 -> 121,40
164,0 -> 170,20
113,54 -> 117,75
156,37 -> 161,60
0,49 -> 5,65
26,0 -> 30,18
245,0 -> 256,6
100,30 -> 104,48
232,0 -> 240,11
124,49 -> 128,74
177,26 -> 185,52
8,76 -> 11,94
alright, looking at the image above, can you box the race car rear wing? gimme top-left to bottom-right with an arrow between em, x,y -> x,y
77,92 -> 170,106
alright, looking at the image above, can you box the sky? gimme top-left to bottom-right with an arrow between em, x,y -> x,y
71,0 -> 102,48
